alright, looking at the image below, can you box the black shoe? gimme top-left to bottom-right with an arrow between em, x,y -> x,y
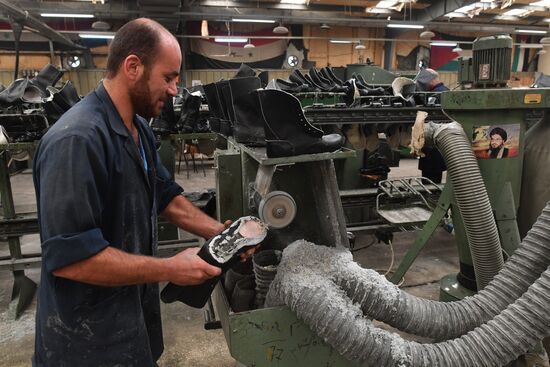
229,76 -> 265,146
323,67 -> 344,85
217,80 -> 234,136
151,96 -> 177,134
268,79 -> 311,93
30,64 -> 64,94
257,70 -> 269,88
255,89 -> 344,158
160,216 -> 267,308
234,63 -> 256,78
177,89 -> 202,133
52,80 -> 80,111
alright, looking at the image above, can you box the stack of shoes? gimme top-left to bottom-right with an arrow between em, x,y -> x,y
151,94 -> 178,135
255,89 -> 345,158
176,89 -> 204,133
352,73 -> 387,96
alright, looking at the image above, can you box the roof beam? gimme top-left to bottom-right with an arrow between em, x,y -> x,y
412,0 -> 479,22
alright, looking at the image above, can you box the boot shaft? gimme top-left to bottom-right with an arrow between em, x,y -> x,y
229,77 -> 265,145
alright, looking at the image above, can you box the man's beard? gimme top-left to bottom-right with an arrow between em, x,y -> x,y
129,73 -> 160,119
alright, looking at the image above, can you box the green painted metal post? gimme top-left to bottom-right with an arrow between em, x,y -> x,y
0,150 -> 36,318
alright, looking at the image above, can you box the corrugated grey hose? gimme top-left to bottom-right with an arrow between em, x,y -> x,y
424,121 -> 504,290
266,240 -> 550,367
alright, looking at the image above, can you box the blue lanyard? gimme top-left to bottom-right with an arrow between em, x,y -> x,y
138,134 -> 148,171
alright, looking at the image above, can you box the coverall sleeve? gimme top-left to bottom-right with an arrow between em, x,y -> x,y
154,149 -> 183,213
35,135 -> 109,273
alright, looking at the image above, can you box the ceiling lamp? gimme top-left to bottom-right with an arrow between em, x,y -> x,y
214,37 -> 248,43
541,37 -> 550,44
41,13 -> 94,18
452,44 -> 463,53
330,39 -> 352,44
516,29 -> 547,34
92,20 -> 110,30
244,42 -> 255,48
430,41 -> 457,47
355,42 -> 366,50
420,30 -> 435,39
387,23 -> 424,29
320,23 -> 331,30
232,18 -> 276,23
273,23 -> 289,34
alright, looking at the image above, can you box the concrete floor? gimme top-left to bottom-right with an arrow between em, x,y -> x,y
0,158 -> 461,366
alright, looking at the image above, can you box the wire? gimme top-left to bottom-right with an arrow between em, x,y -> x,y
383,239 -> 394,276
350,235 -> 376,252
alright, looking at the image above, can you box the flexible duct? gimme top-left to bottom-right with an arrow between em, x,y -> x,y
424,121 -> 504,290
284,120 -> 548,341
267,239 -> 550,367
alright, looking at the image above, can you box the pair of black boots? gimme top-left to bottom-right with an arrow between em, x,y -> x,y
203,64 -> 268,137
151,89 -> 209,134
0,64 -> 64,107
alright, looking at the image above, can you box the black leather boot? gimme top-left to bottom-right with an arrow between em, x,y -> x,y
258,70 -> 269,88
151,96 -> 177,134
229,76 -> 265,146
217,80 -> 234,136
52,80 -> 80,111
203,82 -> 225,133
255,89 -> 344,158
234,63 -> 256,78
31,64 -> 64,94
161,216 -> 267,308
177,89 -> 202,133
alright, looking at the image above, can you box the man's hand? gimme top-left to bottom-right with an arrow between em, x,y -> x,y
166,248 -> 221,286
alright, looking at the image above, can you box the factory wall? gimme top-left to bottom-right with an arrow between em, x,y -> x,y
303,25 -> 385,68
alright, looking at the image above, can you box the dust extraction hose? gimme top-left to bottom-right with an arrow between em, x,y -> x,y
424,121 -> 504,290
267,239 -> 550,367
301,120 -> 547,341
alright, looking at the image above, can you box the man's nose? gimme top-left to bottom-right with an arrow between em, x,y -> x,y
167,80 -> 178,97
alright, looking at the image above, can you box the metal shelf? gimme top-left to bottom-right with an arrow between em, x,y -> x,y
240,145 -> 355,166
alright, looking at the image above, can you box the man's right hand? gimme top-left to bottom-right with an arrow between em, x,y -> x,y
166,248 -> 221,286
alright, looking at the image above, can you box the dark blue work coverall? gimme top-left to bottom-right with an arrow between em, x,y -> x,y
32,82 -> 183,366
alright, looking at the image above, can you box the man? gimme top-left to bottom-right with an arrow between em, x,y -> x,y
415,68 -> 449,92
487,127 -> 509,159
32,18 -> 251,366
415,68 -> 449,183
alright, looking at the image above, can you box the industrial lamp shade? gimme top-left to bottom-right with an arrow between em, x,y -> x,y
355,43 -> 366,50
420,30 -> 435,39
244,42 -> 255,48
541,37 -> 550,44
452,45 -> 463,53
91,20 -> 110,30
273,24 -> 289,34
320,23 -> 331,30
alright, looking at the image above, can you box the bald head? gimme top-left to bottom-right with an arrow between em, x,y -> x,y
106,18 -> 179,78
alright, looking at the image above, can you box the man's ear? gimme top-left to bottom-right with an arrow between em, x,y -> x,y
122,54 -> 143,82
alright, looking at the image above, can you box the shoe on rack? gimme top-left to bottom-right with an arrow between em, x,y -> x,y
217,80 -> 234,136
52,80 -> 80,111
234,63 -> 256,78
229,76 -> 265,146
255,89 -> 345,158
160,216 -> 268,308
30,64 -> 64,94
177,89 -> 202,133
